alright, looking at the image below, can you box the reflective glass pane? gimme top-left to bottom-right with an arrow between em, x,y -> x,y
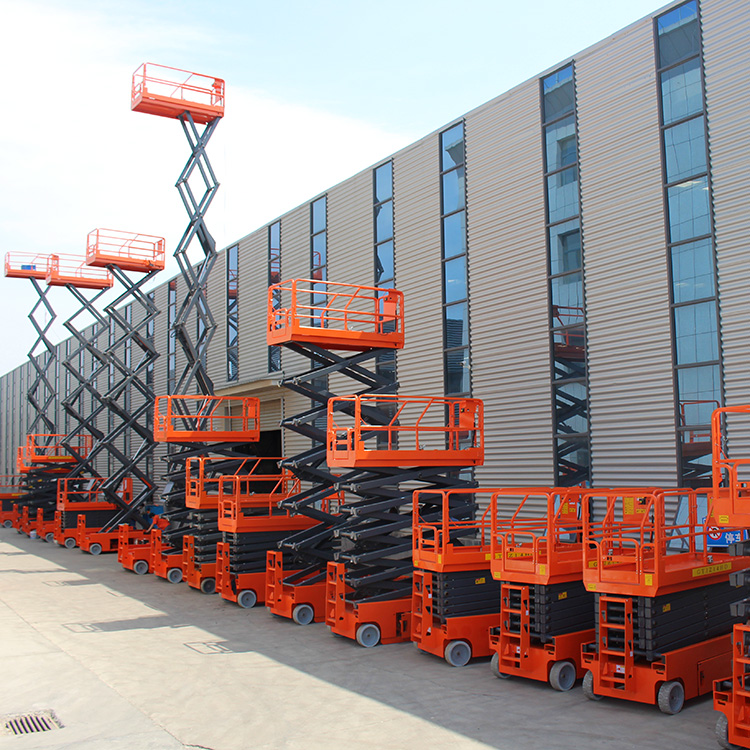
555,381 -> 589,434
542,65 -> 574,121
547,167 -> 578,223
549,220 -> 581,275
444,255 -> 467,303
375,201 -> 393,243
375,240 -> 394,286
667,176 -> 710,242
441,124 -> 464,170
312,231 -> 327,270
445,302 -> 469,348
657,1 -> 699,68
443,211 -> 466,259
545,115 -> 576,172
677,364 -> 721,424
269,221 -> 280,250
664,116 -> 706,183
674,300 -> 719,365
553,325 -> 586,360
551,271 -> 583,315
555,436 -> 590,486
670,237 -> 715,302
312,273 -> 328,306
661,58 -> 702,125
445,347 -> 470,395
311,197 -> 326,233
375,161 -> 392,203
269,345 -> 281,372
442,166 -> 465,214
552,355 -> 586,381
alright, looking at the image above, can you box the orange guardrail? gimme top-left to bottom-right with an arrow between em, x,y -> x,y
489,488 -> 586,585
582,488 -> 750,596
711,405 -> 750,526
327,395 -> 483,468
23,434 -> 93,466
86,228 -> 165,273
131,63 -> 225,123
46,254 -> 114,289
412,488 -> 496,571
267,279 -> 404,352
57,477 -> 131,510
3,252 -> 51,280
0,475 -> 24,499
153,395 -> 260,443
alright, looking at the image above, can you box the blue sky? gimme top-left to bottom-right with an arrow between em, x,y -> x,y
0,0 -> 666,374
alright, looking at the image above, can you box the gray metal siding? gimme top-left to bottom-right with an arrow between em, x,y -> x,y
702,0 -> 750,453
466,82 -> 554,490
577,17 -> 679,487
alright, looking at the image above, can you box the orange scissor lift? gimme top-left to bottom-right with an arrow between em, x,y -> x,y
709,406 -> 750,750
486,488 -> 594,690
215,460 -> 328,608
0,476 -> 24,529
325,394 -> 484,647
581,487 -> 750,713
134,395 -> 260,587
411,488 -> 501,666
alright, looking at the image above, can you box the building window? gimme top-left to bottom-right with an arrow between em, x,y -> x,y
655,0 -> 721,487
541,63 -> 590,487
167,279 -> 176,394
440,122 -> 471,397
226,244 -> 239,381
123,306 -> 132,458
311,196 -> 327,308
374,161 -> 396,386
268,222 -> 281,372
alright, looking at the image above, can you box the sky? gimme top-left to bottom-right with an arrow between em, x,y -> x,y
0,0 -> 667,375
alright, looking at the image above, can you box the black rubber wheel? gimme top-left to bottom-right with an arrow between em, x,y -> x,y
237,589 -> 257,609
716,713 -> 741,750
657,680 -> 684,715
45,532 -> 55,543
133,560 -> 149,576
549,660 -> 577,692
490,652 -> 510,679
167,567 -> 183,584
64,537 -> 76,549
292,603 -> 314,625
89,543 -> 102,556
200,577 -> 216,595
355,623 -> 381,648
582,670 -> 603,701
444,639 -> 472,667
2,520 -> 12,528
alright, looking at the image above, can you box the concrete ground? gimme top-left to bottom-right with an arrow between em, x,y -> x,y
0,532 -> 725,750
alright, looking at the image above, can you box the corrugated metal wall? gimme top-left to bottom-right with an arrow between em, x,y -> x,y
702,0 -> 750,453
466,82 -> 554,489
577,17 -> 679,487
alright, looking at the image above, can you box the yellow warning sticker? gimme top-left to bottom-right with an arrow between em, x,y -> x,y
644,574 -> 653,587
692,562 -> 732,578
558,591 -> 568,601
506,551 -> 532,558
538,564 -> 546,576
475,577 -> 486,585
623,497 -> 634,516
662,603 -> 671,613
587,583 -> 596,591
719,515 -> 730,524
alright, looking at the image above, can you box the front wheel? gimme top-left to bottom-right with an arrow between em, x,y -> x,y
549,660 -> 577,692
45,532 -> 55,544
64,537 -> 76,549
582,670 -> 602,701
133,560 -> 149,576
490,652 -> 510,679
716,713 -> 742,750
444,639 -> 472,667
355,623 -> 381,648
237,589 -> 257,609
657,680 -> 684,715
167,567 -> 183,584
292,604 -> 314,625
89,543 -> 102,556
200,577 -> 216,595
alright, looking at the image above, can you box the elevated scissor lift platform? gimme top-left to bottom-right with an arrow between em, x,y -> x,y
711,405 -> 750,528
327,395 -> 483,468
3,252 -> 51,280
131,63 -> 225,124
86,228 -> 166,273
18,434 -> 93,470
267,279 -> 404,352
154,395 -> 260,443
45,255 -> 114,289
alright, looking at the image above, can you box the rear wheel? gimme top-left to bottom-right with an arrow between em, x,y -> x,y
549,660 -> 577,692
237,589 -> 257,609
657,680 -> 684,715
88,543 -> 102,556
292,604 -> 314,625
133,560 -> 149,576
444,640 -> 472,667
355,623 -> 381,648
200,577 -> 216,595
716,713 -> 741,750
64,537 -> 76,549
582,670 -> 602,701
2,520 -> 11,528
167,567 -> 183,584
490,652 -> 510,679
45,532 -> 55,543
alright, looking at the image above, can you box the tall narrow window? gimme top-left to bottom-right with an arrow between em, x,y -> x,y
655,0 -> 720,487
123,306 -> 132,458
374,161 -> 396,386
226,244 -> 239,381
167,279 -> 176,394
64,339 -> 71,434
268,221 -> 282,372
311,196 -> 327,308
440,123 -> 471,397
541,64 -> 590,487
108,317 -> 115,475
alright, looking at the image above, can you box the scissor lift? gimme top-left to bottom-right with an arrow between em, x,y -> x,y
581,488 -> 750,713
135,395 -> 260,587
411,488 -> 501,666
0,476 -> 23,529
484,488 -> 594,690
214,460 -> 325,608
